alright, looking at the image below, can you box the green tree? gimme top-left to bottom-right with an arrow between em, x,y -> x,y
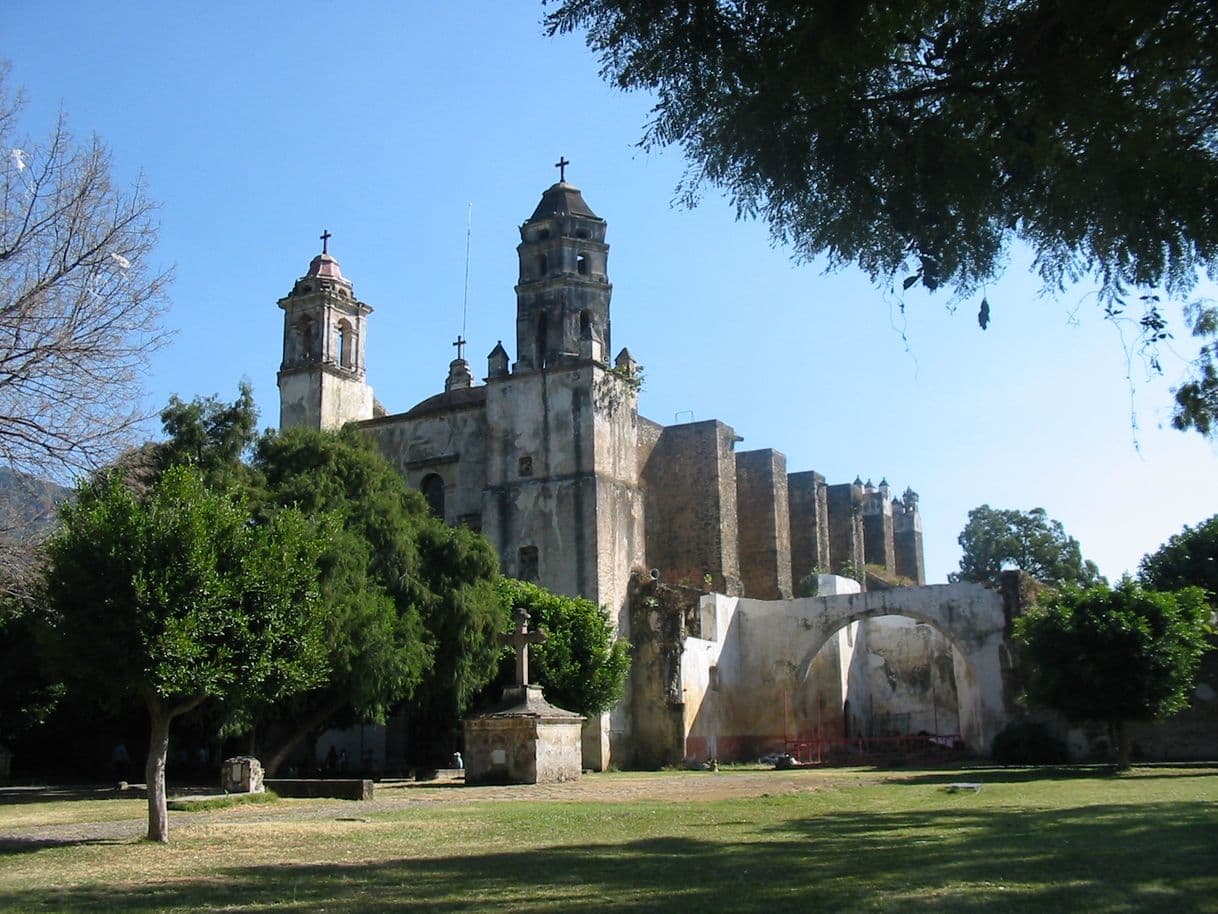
42,465 -> 330,842
951,505 -> 1101,588
1015,580 -> 1211,767
498,578 -> 630,716
545,0 -> 1218,435
1139,513 -> 1218,608
249,427 -> 435,773
251,426 -> 504,771
156,383 -> 259,488
407,520 -> 506,761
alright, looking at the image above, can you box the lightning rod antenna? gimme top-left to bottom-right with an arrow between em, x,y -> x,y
462,203 -> 472,342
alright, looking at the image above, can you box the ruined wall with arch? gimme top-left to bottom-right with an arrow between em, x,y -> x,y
665,577 -> 1025,763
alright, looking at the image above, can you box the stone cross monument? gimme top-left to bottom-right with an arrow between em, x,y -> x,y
505,607 -> 547,687
462,606 -> 584,785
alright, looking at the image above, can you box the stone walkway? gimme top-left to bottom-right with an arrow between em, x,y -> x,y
0,769 -> 845,848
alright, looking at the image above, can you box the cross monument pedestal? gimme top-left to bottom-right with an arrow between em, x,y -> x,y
461,608 -> 585,785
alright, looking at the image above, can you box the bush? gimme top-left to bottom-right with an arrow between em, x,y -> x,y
991,721 -> 1069,765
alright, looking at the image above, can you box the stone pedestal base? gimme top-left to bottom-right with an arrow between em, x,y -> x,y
463,686 -> 585,785
221,756 -> 265,793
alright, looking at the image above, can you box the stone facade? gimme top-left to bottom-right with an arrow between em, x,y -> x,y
276,175 -> 925,769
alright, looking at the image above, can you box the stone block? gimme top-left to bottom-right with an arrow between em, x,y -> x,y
221,756 -> 264,794
264,778 -> 374,800
463,685 -> 584,785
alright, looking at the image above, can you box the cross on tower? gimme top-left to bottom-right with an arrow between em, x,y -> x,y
452,334 -> 467,361
320,229 -> 332,254
503,607 -> 547,687
555,156 -> 570,182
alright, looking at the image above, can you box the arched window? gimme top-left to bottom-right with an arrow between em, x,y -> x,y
337,319 -> 354,369
296,315 -> 315,362
579,310 -> 592,340
421,474 -> 445,520
576,253 -> 589,275
518,546 -> 539,583
536,312 -> 548,369
536,254 -> 548,277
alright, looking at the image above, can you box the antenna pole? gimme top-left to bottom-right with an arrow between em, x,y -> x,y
461,203 -> 472,342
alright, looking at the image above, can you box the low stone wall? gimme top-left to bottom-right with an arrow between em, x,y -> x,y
264,778 -> 374,800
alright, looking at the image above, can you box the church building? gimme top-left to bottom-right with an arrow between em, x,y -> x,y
275,169 -> 925,768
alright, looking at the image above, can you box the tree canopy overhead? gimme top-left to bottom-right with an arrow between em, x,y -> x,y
546,0 -> 1218,433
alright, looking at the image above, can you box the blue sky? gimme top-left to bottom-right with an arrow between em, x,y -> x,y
8,1 -> 1218,584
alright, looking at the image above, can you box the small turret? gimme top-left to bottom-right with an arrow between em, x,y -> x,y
487,341 -> 510,379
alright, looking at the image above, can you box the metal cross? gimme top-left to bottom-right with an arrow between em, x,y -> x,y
320,229 -> 332,254
555,156 -> 570,182
452,334 -> 466,360
504,607 -> 547,687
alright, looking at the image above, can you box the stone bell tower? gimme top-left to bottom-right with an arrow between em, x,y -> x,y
277,232 -> 374,430
513,158 -> 613,370
483,162 -> 645,769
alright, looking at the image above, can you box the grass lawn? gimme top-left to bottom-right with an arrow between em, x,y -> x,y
1,766 -> 1215,912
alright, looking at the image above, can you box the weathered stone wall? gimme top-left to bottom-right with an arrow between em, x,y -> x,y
734,449 -> 793,600
893,506 -> 925,584
787,471 -> 829,595
361,396 -> 488,527
535,720 -> 585,782
482,369 -> 600,601
640,420 -> 742,595
826,483 -> 865,576
849,617 -> 960,737
674,582 -> 1017,760
588,369 -> 647,766
630,578 -> 690,768
862,491 -> 896,573
278,366 -> 375,431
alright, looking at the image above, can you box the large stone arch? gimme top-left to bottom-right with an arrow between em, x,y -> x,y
678,581 -> 1019,761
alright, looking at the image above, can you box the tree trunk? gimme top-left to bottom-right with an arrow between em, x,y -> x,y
145,698 -> 171,843
1113,719 -> 1132,769
263,697 -> 346,776
143,692 -> 205,843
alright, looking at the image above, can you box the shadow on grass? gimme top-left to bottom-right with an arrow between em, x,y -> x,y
0,835 -> 133,855
1,799 -> 1214,913
888,765 -> 1218,786
0,785 -> 146,806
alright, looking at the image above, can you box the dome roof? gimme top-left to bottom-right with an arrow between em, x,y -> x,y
528,181 -> 601,221
306,252 -> 345,282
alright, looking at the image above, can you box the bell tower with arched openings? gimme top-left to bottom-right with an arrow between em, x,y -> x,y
513,158 -> 613,370
277,231 -> 374,429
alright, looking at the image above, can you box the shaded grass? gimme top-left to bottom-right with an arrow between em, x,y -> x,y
1,766 -> 1215,912
166,790 -> 279,813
